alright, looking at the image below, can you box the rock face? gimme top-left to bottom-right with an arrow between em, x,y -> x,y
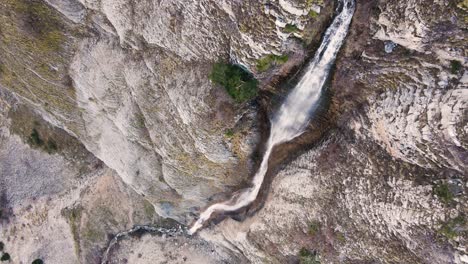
0,0 -> 328,223
346,0 -> 467,174
105,232 -> 246,264
0,0 -> 466,264
204,137 -> 452,263
203,0 -> 466,263
206,0 -> 467,263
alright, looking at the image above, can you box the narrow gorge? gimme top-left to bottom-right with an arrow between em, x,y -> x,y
189,0 -> 355,235
0,0 -> 466,263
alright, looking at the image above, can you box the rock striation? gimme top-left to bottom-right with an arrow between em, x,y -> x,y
0,0 -> 466,263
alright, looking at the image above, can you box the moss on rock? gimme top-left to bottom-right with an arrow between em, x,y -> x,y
256,54 -> 289,72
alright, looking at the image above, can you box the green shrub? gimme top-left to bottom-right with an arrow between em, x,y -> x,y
433,183 -> 453,203
209,62 -> 258,103
239,23 -> 249,33
336,231 -> 346,243
46,139 -> 57,152
29,128 -> 44,146
439,215 -> 465,239
224,129 -> 234,138
27,128 -> 58,153
32,259 -> 44,264
309,10 -> 319,18
1,253 -> 10,261
284,24 -> 300,33
308,221 -> 321,236
306,0 -> 324,7
256,54 -> 289,72
450,60 -> 462,74
134,113 -> 146,128
299,248 -> 320,264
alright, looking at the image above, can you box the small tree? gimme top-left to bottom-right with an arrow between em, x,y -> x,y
308,221 -> 321,236
32,259 -> 44,264
1,253 -> 10,261
284,23 -> 300,33
209,62 -> 258,103
450,60 -> 462,74
299,248 -> 320,264
433,183 -> 453,203
29,128 -> 44,146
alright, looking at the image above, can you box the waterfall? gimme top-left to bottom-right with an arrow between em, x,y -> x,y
189,0 -> 355,235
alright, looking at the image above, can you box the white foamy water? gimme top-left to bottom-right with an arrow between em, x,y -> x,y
189,0 -> 355,235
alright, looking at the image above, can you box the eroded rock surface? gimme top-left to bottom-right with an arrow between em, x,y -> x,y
0,0 -> 466,263
0,0 -> 330,224
202,0 -> 467,263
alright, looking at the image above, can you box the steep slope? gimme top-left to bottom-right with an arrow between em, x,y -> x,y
0,0 -> 466,263
200,0 -> 467,263
0,0 -> 329,223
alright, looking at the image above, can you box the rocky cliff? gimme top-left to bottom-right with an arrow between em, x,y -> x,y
0,0 -> 330,222
0,0 -> 466,263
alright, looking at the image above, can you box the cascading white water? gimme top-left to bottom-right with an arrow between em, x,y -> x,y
189,0 -> 355,235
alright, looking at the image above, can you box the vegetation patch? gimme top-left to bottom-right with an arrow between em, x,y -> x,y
84,226 -> 104,242
456,0 -> 468,22
0,242 -> 3,251
438,215 -> 466,240
0,253 -> 10,261
0,0 -> 79,119
10,0 -> 65,52
224,129 -> 234,138
433,182 -> 454,204
306,0 -> 324,7
308,221 -> 321,236
143,200 -> 155,218
27,128 -> 58,154
209,62 -> 258,103
8,105 -> 97,170
309,10 -> 319,19
29,128 -> 44,146
335,231 -> 346,243
299,248 -> 320,264
284,23 -> 300,33
256,54 -> 289,72
32,259 -> 44,264
459,0 -> 468,9
239,23 -> 249,33
62,206 -> 83,256
0,193 -> 9,221
134,113 -> 146,128
450,60 -> 462,74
